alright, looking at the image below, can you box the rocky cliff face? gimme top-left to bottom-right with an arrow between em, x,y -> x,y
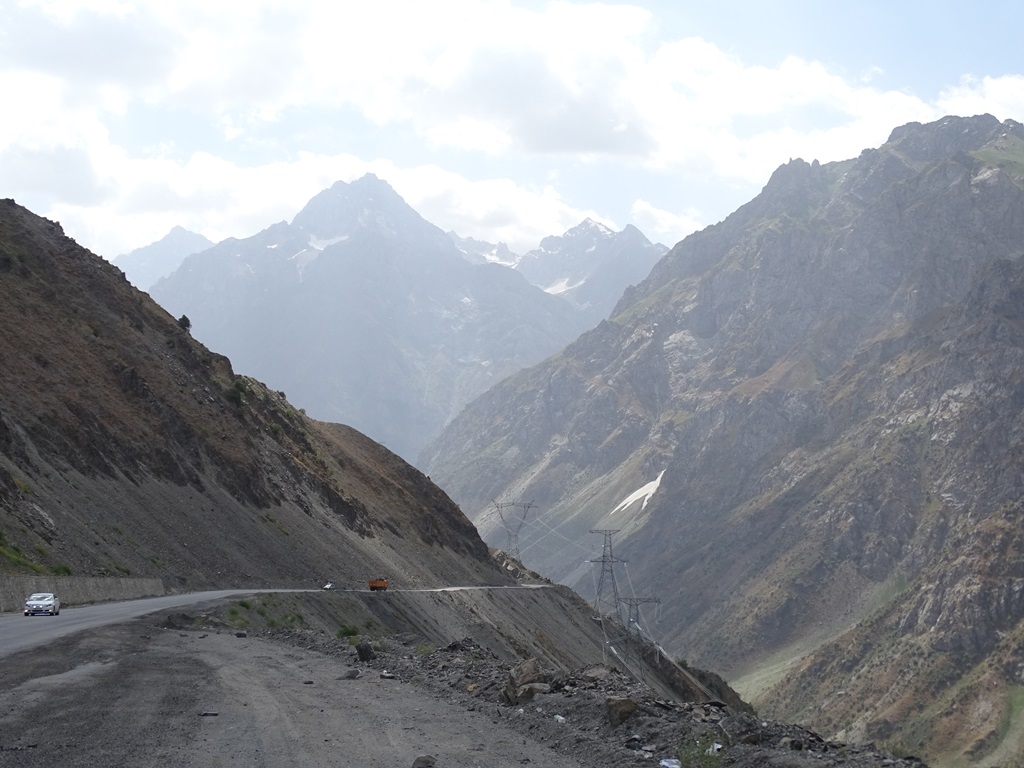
0,198 -> 496,590
422,115 -> 1024,765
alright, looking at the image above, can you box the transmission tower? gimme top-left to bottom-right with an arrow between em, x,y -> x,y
492,499 -> 534,560
589,529 -> 624,625
620,596 -> 661,680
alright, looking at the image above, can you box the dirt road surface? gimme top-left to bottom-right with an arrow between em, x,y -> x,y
0,619 -> 582,767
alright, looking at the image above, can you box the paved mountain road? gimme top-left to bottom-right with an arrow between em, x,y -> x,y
0,590 -> 277,659
0,585 -> 552,660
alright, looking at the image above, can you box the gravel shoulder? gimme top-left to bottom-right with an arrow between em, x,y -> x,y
0,617 -> 582,768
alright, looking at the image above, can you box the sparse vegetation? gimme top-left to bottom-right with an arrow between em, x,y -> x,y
0,531 -> 44,572
261,513 -> 290,536
336,624 -> 360,638
676,737 -> 726,767
226,377 -> 249,407
972,140 -> 1024,182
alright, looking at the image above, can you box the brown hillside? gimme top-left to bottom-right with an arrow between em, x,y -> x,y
0,198 -> 496,590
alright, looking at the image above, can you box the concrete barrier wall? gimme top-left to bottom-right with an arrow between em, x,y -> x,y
0,575 -> 165,614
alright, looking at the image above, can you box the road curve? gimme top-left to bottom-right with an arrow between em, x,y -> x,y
0,584 -> 552,659
0,589 -> 282,659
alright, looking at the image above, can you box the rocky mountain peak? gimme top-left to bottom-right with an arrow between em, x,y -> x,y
114,225 -> 214,291
150,176 -> 588,463
537,218 -> 613,253
290,174 -> 451,253
572,217 -> 614,237
884,113 -> 1016,164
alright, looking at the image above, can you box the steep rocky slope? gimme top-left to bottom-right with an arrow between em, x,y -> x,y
0,197 -> 494,589
421,114 -> 1024,765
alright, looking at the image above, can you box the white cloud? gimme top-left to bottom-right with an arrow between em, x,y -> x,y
630,199 -> 702,249
422,116 -> 513,155
386,165 -> 600,253
937,74 -> 1024,121
37,142 -> 596,258
3,1 -> 1023,261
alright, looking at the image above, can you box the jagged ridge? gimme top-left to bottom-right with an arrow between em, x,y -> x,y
422,114 -> 1024,765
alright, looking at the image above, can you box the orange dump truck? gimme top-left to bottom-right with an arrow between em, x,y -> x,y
368,578 -> 389,591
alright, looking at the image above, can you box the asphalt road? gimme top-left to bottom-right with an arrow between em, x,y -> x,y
0,590 -> 267,659
0,585 -> 552,660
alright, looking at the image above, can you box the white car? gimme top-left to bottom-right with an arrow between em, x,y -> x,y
23,592 -> 60,616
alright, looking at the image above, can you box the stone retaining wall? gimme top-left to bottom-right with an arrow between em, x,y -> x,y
0,575 -> 165,614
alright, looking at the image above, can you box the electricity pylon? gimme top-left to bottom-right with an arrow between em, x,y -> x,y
590,529 -> 624,625
620,596 -> 661,680
492,499 -> 534,560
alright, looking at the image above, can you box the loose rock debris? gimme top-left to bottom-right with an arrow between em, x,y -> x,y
259,628 -> 930,767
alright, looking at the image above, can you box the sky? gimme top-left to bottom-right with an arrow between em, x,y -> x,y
4,0 -> 1024,260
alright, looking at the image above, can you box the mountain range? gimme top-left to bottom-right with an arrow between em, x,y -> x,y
147,174 -> 664,461
421,114 -> 1024,764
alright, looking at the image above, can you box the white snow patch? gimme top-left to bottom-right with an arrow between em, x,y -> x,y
543,277 -> 586,296
266,244 -> 279,249
611,471 -> 665,515
309,235 -> 349,250
485,251 -> 518,267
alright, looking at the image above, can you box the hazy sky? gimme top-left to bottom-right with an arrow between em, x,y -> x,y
4,1 -> 1024,259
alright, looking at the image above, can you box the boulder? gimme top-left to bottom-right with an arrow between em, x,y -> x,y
355,640 -> 376,662
504,658 -> 550,703
514,682 -> 551,702
606,697 -> 639,727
